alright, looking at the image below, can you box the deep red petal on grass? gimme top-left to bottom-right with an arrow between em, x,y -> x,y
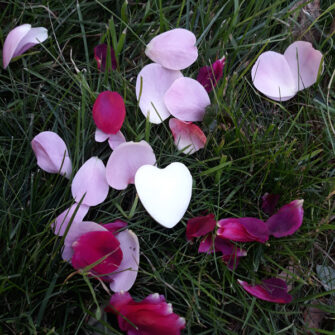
106,292 -> 186,335
238,278 -> 292,303
261,193 -> 280,216
92,91 -> 126,134
197,57 -> 225,92
266,199 -> 304,237
94,43 -> 117,71
186,213 -> 216,241
103,220 -> 128,234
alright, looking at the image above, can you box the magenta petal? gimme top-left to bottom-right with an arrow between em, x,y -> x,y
106,141 -> 156,190
136,63 -> 183,124
186,213 -> 216,241
31,131 -> 72,178
266,199 -> 304,237
71,157 -> 109,206
198,234 -> 213,253
169,118 -> 206,154
197,57 -> 225,93
108,230 -> 140,292
238,278 -> 292,303
52,203 -> 90,236
164,77 -> 211,122
103,220 -> 128,234
145,28 -> 198,70
94,43 -> 117,71
261,193 -> 280,216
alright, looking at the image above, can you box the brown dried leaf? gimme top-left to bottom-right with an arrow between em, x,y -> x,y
303,301 -> 326,334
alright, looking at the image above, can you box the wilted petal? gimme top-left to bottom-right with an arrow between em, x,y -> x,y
136,63 -> 183,124
31,131 -> 72,178
106,291 -> 186,334
238,278 -> 292,303
103,220 -> 128,234
92,91 -> 126,134
106,141 -> 156,190
261,193 -> 280,216
94,43 -> 117,71
145,28 -> 198,70
164,77 -> 210,122
52,203 -> 90,236
217,217 -> 269,243
71,157 -> 109,206
251,51 -> 297,101
197,57 -> 225,92
169,118 -> 206,154
108,230 -> 140,292
3,24 -> 48,69
186,213 -> 216,241
266,199 -> 304,237
284,41 -> 322,91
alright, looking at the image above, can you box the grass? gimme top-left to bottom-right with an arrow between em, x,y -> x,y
1,0 -> 335,334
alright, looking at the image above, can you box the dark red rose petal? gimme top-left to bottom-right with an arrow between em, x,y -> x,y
261,193 -> 280,216
196,57 -> 225,92
103,220 -> 128,234
94,43 -> 117,71
186,213 -> 216,241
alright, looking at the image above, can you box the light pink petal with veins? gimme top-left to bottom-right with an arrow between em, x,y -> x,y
95,128 -> 110,142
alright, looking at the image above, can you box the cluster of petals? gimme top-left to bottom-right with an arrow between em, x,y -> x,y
105,291 -> 186,335
3,23 -> 48,69
252,41 -> 323,101
94,43 -> 117,72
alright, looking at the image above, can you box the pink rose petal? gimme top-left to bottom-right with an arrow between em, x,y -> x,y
284,41 -> 323,91
136,63 -> 183,124
197,57 -> 225,92
3,24 -> 48,69
94,128 -> 126,150
31,131 -> 72,178
145,28 -> 198,70
106,141 -> 156,190
164,77 -> 210,122
94,43 -> 117,71
71,157 -> 109,206
238,278 -> 292,303
92,91 -> 126,134
103,220 -> 128,234
94,128 -> 110,142
261,193 -> 280,216
186,213 -> 216,241
169,118 -> 206,154
266,199 -> 304,237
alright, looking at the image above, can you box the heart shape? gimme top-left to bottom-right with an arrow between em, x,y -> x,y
135,162 -> 192,228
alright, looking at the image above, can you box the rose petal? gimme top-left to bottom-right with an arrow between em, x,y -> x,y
95,128 -> 126,150
103,220 -> 128,234
238,278 -> 292,303
136,63 -> 183,124
52,203 -> 90,236
71,157 -> 109,206
164,77 -> 210,122
3,24 -> 48,69
92,91 -> 126,134
266,199 -> 304,237
284,41 -> 322,91
94,128 -> 110,142
94,43 -> 117,71
169,118 -> 206,154
108,230 -> 140,292
31,131 -> 72,178
261,193 -> 280,216
198,234 -> 213,253
197,57 -> 225,92
145,28 -> 198,70
106,141 -> 156,190
186,213 -> 216,241
251,51 -> 298,101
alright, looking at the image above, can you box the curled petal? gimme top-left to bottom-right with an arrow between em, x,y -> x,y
106,291 -> 186,335
197,57 -> 225,92
71,157 -> 109,206
92,91 -> 126,134
106,141 -> 156,190
266,199 -> 304,237
164,77 -> 210,122
238,278 -> 292,303
284,41 -> 323,91
186,213 -> 216,241
103,220 -> 128,234
108,230 -> 140,292
217,218 -> 269,243
169,118 -> 206,154
145,28 -> 198,70
261,193 -> 280,216
136,63 -> 183,124
3,24 -> 48,69
94,43 -> 117,71
31,131 -> 72,178
94,128 -> 126,150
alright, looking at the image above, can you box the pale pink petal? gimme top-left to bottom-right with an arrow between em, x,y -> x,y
108,230 -> 140,292
169,118 -> 206,154
145,28 -> 198,70
95,128 -> 110,142
31,131 -> 72,178
71,157 -> 109,206
251,51 -> 297,101
108,131 -> 126,150
52,203 -> 90,236
284,41 -> 323,91
164,77 -> 210,122
106,141 -> 156,190
136,63 -> 183,124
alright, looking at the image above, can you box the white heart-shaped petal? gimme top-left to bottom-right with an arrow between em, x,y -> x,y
135,162 -> 192,228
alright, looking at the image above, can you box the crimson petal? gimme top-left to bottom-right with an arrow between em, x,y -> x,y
94,43 -> 117,71
186,213 -> 216,241
197,57 -> 225,92
261,193 -> 280,216
103,220 -> 128,234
